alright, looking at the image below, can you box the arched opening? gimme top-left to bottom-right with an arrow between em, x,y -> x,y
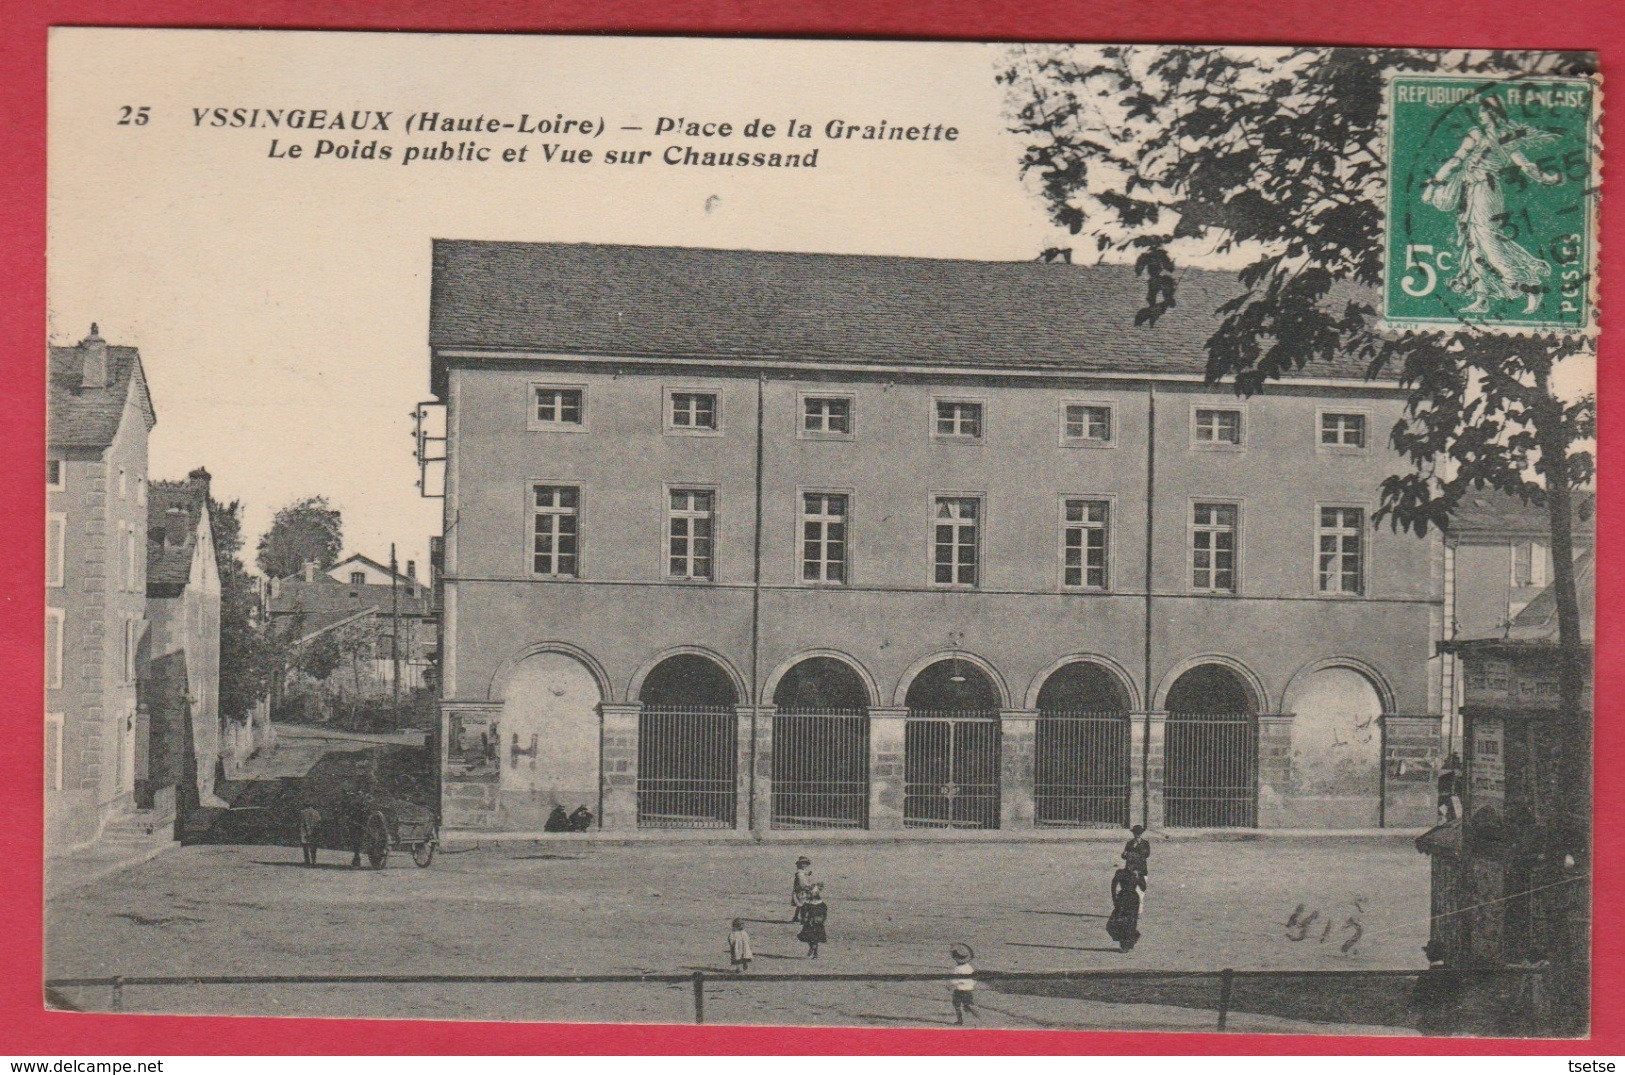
1282,665 -> 1385,828
1035,661 -> 1132,827
1164,663 -> 1259,827
637,654 -> 739,828
903,659 -> 1001,829
497,651 -> 604,830
771,657 -> 871,829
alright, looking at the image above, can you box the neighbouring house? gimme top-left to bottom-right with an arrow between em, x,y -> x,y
267,553 -> 437,720
1419,550 -> 1593,1032
141,467 -> 228,818
1438,491 -> 1596,754
427,240 -> 1450,834
46,325 -> 157,849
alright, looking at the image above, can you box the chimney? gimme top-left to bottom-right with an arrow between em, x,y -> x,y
303,560 -> 316,582
80,324 -> 109,389
165,506 -> 190,547
406,560 -> 416,579
187,467 -> 212,502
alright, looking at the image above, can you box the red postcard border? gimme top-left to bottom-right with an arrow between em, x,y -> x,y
4,0 -> 1618,1055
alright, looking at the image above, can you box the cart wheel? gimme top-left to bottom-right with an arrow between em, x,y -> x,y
364,811 -> 389,869
412,834 -> 436,868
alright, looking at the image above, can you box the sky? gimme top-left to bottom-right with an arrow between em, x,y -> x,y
48,30 -> 1062,572
48,32 -> 1593,573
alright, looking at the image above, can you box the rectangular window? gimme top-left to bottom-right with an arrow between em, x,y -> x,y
135,476 -> 146,507
531,484 -> 581,577
123,619 -> 138,683
350,571 -> 367,586
532,386 -> 585,428
1194,408 -> 1243,446
1321,412 -> 1367,449
934,400 -> 983,440
46,514 -> 65,588
1063,404 -> 1113,444
666,488 -> 715,581
802,396 -> 853,436
45,608 -> 63,690
1191,502 -> 1239,593
117,467 -> 127,499
45,713 -> 63,791
669,391 -> 719,432
801,492 -> 849,584
122,525 -> 138,592
46,459 -> 62,489
1062,499 -> 1111,589
933,496 -> 981,587
1318,507 -> 1364,595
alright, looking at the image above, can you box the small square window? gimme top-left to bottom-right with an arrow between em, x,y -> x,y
934,400 -> 983,440
46,459 -> 63,489
802,396 -> 853,437
1063,403 -> 1113,444
1320,412 -> 1367,450
350,571 -> 367,586
1194,408 -> 1243,447
668,391 -> 720,433
532,386 -> 585,428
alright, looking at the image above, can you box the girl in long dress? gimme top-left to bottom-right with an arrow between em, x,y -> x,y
1106,859 -> 1145,953
1422,102 -> 1561,315
796,884 -> 829,959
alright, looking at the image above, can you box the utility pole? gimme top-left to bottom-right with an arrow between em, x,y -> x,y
390,542 -> 401,731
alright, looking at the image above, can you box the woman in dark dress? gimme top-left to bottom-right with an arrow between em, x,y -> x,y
1106,859 -> 1145,953
796,884 -> 829,958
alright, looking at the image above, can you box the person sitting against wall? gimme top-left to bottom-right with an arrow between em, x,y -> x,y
544,804 -> 571,832
568,805 -> 594,832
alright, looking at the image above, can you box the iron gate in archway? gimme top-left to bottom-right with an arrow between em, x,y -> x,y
771,708 -> 870,828
637,705 -> 738,828
1035,711 -> 1132,827
903,712 -> 1001,829
1163,712 -> 1258,827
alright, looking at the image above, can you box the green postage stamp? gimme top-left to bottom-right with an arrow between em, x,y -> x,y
1385,74 -> 1599,334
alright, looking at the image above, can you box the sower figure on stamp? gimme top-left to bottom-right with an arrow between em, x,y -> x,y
1422,99 -> 1562,315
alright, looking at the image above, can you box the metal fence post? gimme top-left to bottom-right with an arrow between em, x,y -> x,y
1216,968 -> 1234,1030
692,970 -> 705,1024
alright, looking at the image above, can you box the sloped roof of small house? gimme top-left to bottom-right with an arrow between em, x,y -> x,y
146,480 -> 206,594
1447,489 -> 1596,542
47,340 -> 156,449
1448,547 -> 1596,649
428,240 -> 1385,392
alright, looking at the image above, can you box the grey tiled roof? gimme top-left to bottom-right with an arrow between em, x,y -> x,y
1447,489 -> 1596,540
47,343 -> 155,449
429,241 -> 1378,382
1510,548 -> 1596,643
146,481 -> 203,593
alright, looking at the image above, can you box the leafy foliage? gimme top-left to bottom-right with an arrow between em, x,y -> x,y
208,496 -> 278,722
255,495 -> 344,580
1001,44 -> 1595,850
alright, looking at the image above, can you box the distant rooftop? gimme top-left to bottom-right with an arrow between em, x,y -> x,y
1447,489 -> 1596,542
429,241 -> 1385,392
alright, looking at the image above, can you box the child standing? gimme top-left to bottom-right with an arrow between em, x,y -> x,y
728,918 -> 753,973
791,856 -> 816,920
298,803 -> 322,867
949,944 -> 978,1025
796,883 -> 828,958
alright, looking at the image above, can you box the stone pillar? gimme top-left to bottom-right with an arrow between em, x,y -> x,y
1382,714 -> 1443,827
1256,713 -> 1295,829
1144,712 -> 1167,828
738,704 -> 775,830
599,703 -> 641,831
999,709 -> 1038,828
868,707 -> 909,830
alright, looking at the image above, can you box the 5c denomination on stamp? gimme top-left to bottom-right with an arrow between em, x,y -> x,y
1385,74 -> 1599,334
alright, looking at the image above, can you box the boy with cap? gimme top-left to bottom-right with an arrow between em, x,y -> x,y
949,944 -> 978,1025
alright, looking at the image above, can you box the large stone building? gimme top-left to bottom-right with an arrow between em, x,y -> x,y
428,241 -> 1447,834
46,326 -> 156,848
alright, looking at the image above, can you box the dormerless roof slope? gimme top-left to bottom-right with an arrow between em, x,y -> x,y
429,241 -> 1378,391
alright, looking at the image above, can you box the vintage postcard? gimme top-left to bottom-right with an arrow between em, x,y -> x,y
44,30 -> 1598,1037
